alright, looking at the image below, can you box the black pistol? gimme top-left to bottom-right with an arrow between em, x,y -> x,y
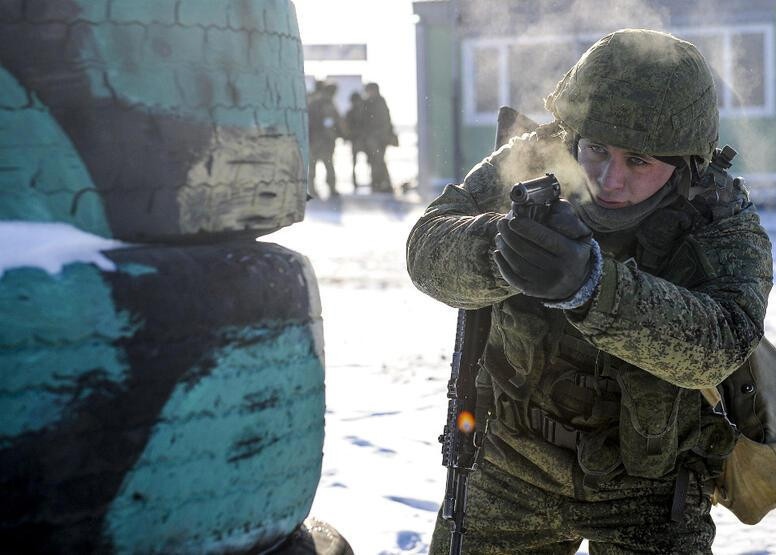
510,173 -> 561,222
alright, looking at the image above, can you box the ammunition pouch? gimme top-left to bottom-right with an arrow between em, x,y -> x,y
719,338 -> 776,444
616,365 -> 701,479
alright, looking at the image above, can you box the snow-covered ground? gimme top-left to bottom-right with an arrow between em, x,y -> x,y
268,197 -> 776,555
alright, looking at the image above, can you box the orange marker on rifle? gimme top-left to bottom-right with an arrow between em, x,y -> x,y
457,411 -> 475,434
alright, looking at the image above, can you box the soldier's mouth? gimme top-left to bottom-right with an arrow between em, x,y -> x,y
595,196 -> 628,209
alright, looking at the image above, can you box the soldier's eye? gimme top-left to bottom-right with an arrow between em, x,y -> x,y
628,157 -> 648,166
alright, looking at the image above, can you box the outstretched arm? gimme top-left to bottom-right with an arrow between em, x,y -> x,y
407,184 -> 513,308
568,210 -> 772,388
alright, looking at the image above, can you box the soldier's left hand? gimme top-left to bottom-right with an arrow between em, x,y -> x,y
493,201 -> 594,301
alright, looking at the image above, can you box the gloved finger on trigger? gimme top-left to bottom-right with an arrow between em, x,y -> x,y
493,251 -> 531,287
497,219 -> 531,252
499,218 -> 552,255
546,204 -> 592,240
494,235 -> 547,273
507,217 -> 577,256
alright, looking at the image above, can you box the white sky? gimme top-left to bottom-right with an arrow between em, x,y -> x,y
293,0 -> 419,126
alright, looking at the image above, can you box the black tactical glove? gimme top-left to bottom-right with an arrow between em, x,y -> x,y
493,200 -> 596,301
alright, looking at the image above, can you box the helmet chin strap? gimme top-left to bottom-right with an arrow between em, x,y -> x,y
654,156 -> 700,199
689,155 -> 705,182
655,156 -> 699,198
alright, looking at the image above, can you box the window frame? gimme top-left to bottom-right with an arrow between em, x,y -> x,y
461,23 -> 774,126
677,23 -> 775,118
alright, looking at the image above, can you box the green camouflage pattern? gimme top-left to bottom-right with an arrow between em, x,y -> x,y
572,221 -> 770,389
406,130 -> 772,549
429,459 -> 715,554
407,132 -> 771,390
545,29 -> 719,161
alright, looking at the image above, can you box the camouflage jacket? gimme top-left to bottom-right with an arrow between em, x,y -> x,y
407,132 -> 773,494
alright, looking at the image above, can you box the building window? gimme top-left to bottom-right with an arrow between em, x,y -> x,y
463,36 -> 582,125
508,41 -> 578,116
473,47 -> 500,113
731,32 -> 766,107
462,24 -> 774,126
679,25 -> 774,117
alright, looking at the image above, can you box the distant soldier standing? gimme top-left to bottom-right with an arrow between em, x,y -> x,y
408,29 -> 773,553
307,81 -> 342,197
345,91 -> 368,189
363,82 -> 397,194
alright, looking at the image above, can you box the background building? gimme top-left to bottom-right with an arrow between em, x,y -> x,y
414,0 -> 776,200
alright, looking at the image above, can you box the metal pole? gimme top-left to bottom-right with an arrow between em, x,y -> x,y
414,7 -> 430,199
450,0 -> 463,183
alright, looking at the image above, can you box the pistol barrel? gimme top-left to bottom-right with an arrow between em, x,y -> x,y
510,173 -> 560,205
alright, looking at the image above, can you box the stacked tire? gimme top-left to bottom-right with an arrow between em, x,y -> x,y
0,1 -> 337,553
0,0 -> 309,241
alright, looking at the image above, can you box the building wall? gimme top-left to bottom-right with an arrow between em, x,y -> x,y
425,25 -> 458,185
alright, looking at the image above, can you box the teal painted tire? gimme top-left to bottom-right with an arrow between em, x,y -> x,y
0,239 -> 325,553
0,0 -> 309,241
0,66 -> 111,237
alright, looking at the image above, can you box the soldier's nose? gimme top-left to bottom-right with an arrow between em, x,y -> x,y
599,160 -> 626,192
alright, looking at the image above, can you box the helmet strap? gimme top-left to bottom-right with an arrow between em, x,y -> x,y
654,156 -> 695,198
675,165 -> 692,198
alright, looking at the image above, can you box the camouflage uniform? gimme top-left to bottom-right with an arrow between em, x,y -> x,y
407,30 -> 773,554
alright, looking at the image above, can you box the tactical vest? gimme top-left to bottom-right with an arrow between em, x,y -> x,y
483,167 -> 753,487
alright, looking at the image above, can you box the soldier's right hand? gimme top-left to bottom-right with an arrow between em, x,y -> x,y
541,200 -> 592,241
493,202 -> 594,301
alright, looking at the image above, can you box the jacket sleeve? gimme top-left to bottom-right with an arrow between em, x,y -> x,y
406,156 -> 516,309
568,209 -> 773,389
407,131 -> 582,309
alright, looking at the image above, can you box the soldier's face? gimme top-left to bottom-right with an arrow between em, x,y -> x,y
577,138 -> 675,208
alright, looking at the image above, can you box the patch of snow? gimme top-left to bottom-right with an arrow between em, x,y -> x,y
0,221 -> 126,277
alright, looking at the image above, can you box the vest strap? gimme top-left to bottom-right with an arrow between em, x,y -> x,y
495,392 -> 583,452
551,379 -> 620,422
671,467 -> 691,522
528,407 -> 582,452
558,334 -> 599,366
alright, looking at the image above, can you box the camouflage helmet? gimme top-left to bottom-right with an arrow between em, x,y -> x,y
545,29 -> 718,162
